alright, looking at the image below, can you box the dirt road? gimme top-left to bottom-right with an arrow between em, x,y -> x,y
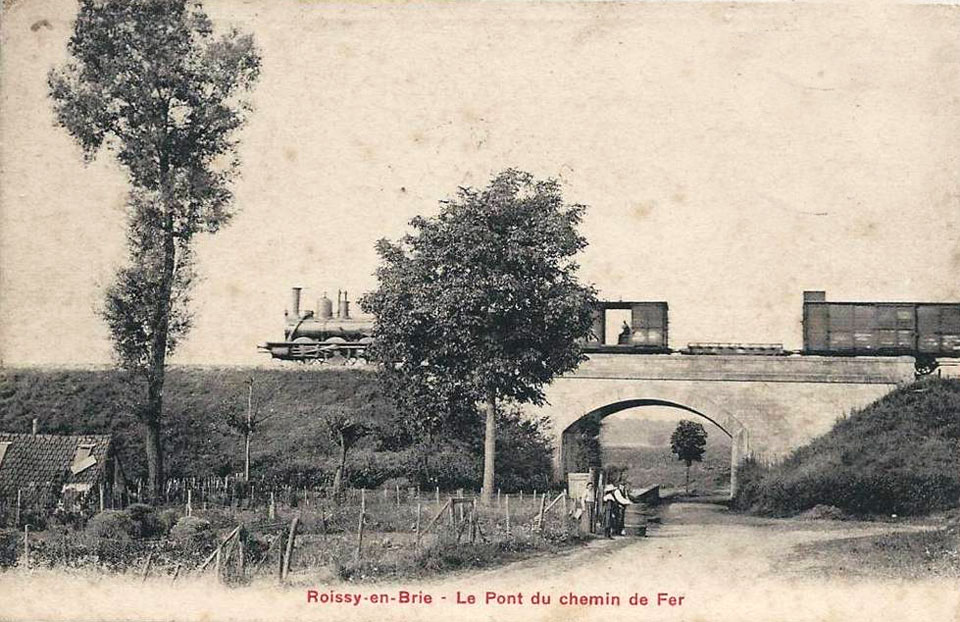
2,503 -> 957,622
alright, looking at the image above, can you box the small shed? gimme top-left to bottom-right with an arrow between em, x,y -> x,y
0,432 -> 126,515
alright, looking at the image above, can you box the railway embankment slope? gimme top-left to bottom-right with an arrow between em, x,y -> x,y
732,377 -> 960,518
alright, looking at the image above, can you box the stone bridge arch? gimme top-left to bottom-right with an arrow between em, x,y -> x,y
529,353 -> 916,494
558,394 -> 750,495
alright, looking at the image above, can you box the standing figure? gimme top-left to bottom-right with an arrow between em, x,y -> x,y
578,481 -> 596,534
602,484 -> 618,538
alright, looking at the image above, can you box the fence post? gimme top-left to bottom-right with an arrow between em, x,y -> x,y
22,525 -> 29,570
269,492 -> 276,520
396,483 -> 401,507
537,494 -> 547,536
355,489 -> 365,562
238,526 -> 245,581
282,515 -> 299,582
470,499 -> 477,543
15,489 -> 21,527
276,531 -> 285,583
505,494 -> 511,533
415,501 -> 422,551
141,551 -> 154,582
186,489 -> 193,517
497,488 -> 501,507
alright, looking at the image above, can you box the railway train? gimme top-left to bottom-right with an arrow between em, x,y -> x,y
260,287 -> 960,371
258,287 -> 375,362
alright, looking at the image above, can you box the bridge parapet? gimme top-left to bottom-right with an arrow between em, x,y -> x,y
574,353 -> 916,385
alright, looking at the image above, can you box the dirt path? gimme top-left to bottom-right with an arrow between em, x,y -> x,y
2,503 -> 957,622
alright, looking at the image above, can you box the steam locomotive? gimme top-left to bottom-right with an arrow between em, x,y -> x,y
257,287 -> 374,363
259,287 -> 960,371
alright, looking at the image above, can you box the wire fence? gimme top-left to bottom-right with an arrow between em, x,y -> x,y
0,482 -> 581,583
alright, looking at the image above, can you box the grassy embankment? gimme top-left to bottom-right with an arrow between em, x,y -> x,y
0,366 -> 386,482
732,377 -> 960,577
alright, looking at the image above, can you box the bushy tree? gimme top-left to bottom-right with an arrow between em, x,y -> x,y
362,169 -> 597,502
49,0 -> 260,499
670,419 -> 708,494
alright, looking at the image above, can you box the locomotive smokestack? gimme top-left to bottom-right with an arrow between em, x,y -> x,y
289,287 -> 302,318
339,291 -> 350,319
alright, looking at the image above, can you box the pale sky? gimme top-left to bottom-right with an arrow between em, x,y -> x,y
2,0 -> 959,366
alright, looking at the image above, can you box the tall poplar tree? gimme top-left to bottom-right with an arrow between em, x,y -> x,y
49,0 -> 260,499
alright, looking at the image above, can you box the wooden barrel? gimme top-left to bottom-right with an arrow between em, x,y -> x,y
623,505 -> 648,536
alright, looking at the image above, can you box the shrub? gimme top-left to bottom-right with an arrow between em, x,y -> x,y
126,504 -> 162,539
85,510 -> 135,540
0,529 -> 20,567
156,508 -> 182,535
169,516 -> 215,559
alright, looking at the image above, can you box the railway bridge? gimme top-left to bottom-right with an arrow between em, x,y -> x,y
535,353 -> 916,492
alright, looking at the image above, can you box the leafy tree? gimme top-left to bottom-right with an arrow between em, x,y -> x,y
48,0 -> 260,499
362,169 -> 596,502
220,376 -> 278,482
317,405 -> 374,496
670,419 -> 708,494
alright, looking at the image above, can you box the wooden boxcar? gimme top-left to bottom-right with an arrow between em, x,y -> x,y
802,290 -> 960,357
584,301 -> 670,353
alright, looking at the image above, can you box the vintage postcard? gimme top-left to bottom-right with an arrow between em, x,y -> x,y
1,0 -> 958,621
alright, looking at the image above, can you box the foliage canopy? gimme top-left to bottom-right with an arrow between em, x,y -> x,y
362,169 -> 597,435
670,419 -> 708,467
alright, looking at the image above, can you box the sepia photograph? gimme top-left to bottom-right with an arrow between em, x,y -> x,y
1,0 -> 959,620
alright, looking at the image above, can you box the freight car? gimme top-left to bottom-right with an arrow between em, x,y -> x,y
582,301 -> 670,353
258,287 -> 374,363
802,290 -> 960,372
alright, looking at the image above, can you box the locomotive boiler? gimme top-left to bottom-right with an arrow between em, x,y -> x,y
258,287 -> 375,363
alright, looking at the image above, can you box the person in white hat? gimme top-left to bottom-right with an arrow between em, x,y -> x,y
601,484 -> 618,538
602,482 -> 634,537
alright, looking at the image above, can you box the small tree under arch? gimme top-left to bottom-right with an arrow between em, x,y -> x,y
670,419 -> 708,494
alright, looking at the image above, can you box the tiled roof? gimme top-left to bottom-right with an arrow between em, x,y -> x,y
0,432 -> 113,495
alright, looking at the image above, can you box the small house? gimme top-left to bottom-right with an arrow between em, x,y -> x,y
0,432 -> 126,517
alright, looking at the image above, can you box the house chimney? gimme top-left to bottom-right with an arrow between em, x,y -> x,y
32,418 -> 38,436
